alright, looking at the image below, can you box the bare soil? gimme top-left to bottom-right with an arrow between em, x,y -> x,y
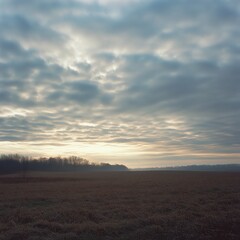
0,171 -> 239,240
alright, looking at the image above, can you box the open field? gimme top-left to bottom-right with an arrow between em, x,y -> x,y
0,171 -> 240,240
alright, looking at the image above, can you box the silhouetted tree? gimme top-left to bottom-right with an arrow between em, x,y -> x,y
0,155 -> 128,174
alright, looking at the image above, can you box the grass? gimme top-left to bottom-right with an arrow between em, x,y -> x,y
0,171 -> 240,239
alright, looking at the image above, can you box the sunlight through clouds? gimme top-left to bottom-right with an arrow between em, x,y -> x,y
0,0 -> 240,167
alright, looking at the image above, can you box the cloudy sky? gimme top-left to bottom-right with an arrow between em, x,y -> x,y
0,0 -> 240,167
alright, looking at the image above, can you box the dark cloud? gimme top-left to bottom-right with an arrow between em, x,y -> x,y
46,80 -> 111,106
0,14 -> 66,46
0,39 -> 34,59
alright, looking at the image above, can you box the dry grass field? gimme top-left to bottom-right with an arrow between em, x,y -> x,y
0,171 -> 240,240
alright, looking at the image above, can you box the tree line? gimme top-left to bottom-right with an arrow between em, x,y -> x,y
0,154 -> 128,174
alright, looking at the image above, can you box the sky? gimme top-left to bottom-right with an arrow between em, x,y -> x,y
0,0 -> 240,168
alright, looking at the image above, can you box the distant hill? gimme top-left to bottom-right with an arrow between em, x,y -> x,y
133,164 -> 240,172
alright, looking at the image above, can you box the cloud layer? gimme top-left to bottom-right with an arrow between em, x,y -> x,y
0,0 -> 240,167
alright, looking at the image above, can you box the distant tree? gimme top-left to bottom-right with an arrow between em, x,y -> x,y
0,155 -> 128,174
20,157 -> 30,180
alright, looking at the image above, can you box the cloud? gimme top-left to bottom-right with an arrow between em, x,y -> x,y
0,0 -> 240,167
